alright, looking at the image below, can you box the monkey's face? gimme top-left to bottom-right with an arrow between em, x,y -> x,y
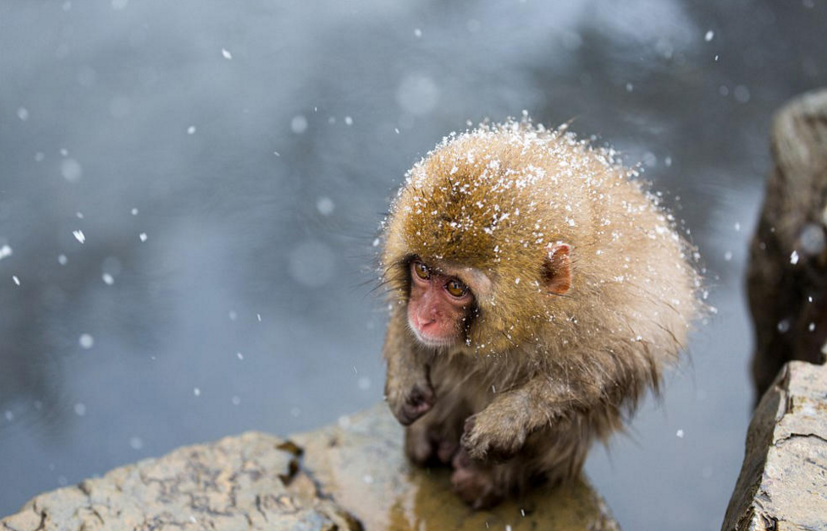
406,260 -> 476,348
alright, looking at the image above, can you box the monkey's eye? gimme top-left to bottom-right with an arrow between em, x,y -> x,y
412,261 -> 431,280
445,279 -> 468,298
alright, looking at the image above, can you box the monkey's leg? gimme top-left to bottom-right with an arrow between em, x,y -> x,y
451,428 -> 591,509
529,422 -> 591,487
404,383 -> 470,466
383,307 -> 434,425
450,448 -> 508,509
405,415 -> 459,466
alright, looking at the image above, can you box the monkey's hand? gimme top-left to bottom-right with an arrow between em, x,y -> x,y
385,368 -> 435,426
460,398 -> 530,462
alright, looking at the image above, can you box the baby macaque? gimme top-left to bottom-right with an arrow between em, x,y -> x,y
380,120 -> 701,509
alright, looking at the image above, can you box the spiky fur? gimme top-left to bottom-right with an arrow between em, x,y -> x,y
381,120 -> 701,506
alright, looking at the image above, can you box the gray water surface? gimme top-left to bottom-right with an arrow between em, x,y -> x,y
1,1 -> 826,529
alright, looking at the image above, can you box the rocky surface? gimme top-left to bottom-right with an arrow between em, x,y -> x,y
0,432 -> 359,531
747,88 -> 827,401
722,361 -> 827,531
294,404 -> 620,531
2,404 -> 621,531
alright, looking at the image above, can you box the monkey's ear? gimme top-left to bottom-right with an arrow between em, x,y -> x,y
543,243 -> 572,295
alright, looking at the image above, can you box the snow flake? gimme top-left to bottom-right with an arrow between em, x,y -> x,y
734,85 -> 750,104
316,197 -> 335,216
61,159 -> 83,182
79,334 -> 94,349
291,115 -> 308,134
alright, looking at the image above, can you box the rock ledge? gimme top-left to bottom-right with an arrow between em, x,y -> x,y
2,404 -> 620,531
722,361 -> 827,531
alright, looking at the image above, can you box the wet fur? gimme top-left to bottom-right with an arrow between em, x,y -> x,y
380,121 -> 701,507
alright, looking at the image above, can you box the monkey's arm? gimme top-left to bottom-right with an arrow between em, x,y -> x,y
383,305 -> 435,426
461,373 -> 611,461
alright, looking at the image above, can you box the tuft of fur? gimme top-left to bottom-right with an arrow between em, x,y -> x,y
380,120 -> 702,506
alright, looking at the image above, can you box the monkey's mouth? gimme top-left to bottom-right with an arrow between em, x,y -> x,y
408,322 -> 461,349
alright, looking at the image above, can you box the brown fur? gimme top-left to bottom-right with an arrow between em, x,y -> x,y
380,120 -> 702,508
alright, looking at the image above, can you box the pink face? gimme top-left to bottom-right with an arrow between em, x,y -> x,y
407,260 -> 475,348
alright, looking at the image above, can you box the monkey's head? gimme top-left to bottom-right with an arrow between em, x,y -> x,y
382,125 -> 588,354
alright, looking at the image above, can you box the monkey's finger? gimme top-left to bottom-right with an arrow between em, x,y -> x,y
392,387 -> 435,425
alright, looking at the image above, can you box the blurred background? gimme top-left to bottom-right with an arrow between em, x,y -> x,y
1,0 -> 826,529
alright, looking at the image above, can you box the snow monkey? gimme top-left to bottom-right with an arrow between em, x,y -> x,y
379,119 -> 702,509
